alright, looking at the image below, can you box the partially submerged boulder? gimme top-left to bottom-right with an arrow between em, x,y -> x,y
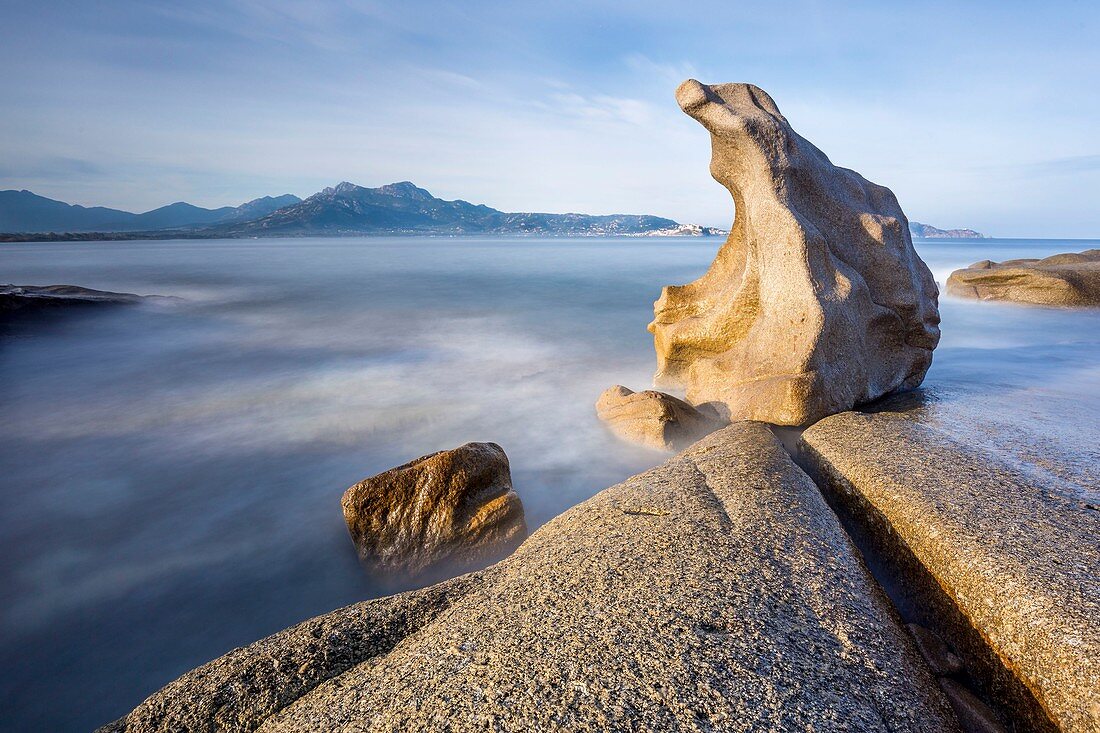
649,80 -> 940,426
100,424 -> 960,732
595,384 -> 722,451
341,442 -> 526,581
0,284 -> 148,316
945,249 -> 1100,307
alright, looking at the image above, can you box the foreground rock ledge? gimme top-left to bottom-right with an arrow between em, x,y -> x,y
800,410 -> 1100,733
649,80 -> 940,425
100,424 -> 958,732
945,249 -> 1100,307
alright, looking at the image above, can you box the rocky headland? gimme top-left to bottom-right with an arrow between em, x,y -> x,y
946,249 -> 1100,307
909,222 -> 986,239
102,82 -> 1096,733
0,284 -> 170,324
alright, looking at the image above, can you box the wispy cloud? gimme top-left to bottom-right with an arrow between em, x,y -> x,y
1022,154 -> 1100,176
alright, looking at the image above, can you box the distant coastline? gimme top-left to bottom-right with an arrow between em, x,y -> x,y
0,182 -> 721,241
909,221 -> 986,239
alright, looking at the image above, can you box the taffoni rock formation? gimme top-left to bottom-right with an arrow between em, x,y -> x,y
595,384 -> 722,451
800,406 -> 1100,733
946,249 -> 1100,307
341,442 -> 526,581
99,424 -> 960,733
649,80 -> 940,425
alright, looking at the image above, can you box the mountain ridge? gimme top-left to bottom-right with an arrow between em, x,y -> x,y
3,183 -> 977,240
0,190 -> 302,233
1,182 -> 715,239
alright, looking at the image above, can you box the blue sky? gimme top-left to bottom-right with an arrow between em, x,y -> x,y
2,1 -> 1098,236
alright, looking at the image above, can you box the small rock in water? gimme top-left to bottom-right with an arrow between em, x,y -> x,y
595,384 -> 723,451
907,623 -> 965,677
945,249 -> 1100,307
341,442 -> 526,581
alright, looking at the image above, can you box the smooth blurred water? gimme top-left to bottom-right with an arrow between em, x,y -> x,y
1,236 -> 1097,731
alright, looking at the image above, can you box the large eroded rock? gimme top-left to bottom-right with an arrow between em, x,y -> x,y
100,424 -> 959,732
649,81 -> 940,425
341,442 -> 526,581
595,384 -> 722,451
945,249 -> 1100,307
800,407 -> 1100,733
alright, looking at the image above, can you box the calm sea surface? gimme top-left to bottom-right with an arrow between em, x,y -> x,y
1,236 -> 1097,731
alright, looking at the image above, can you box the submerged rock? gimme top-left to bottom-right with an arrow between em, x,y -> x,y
649,80 -> 940,426
99,424 -> 960,733
341,442 -> 526,581
0,284 -> 148,315
595,384 -> 722,451
945,249 -> 1100,307
800,407 -> 1099,733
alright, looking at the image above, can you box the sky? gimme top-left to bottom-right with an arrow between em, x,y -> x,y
1,0 -> 1098,237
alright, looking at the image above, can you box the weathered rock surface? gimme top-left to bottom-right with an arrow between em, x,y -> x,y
0,283 -> 147,315
341,442 -> 526,581
800,408 -> 1100,733
649,80 -> 940,426
594,384 -> 722,451
945,249 -> 1100,307
100,424 -> 960,732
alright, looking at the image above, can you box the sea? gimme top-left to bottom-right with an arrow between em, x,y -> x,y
1,236 -> 1097,731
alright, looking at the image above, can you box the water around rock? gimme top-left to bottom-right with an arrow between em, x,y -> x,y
649,80 -> 941,425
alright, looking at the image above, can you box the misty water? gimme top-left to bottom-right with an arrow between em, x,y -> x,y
1,236 -> 1098,732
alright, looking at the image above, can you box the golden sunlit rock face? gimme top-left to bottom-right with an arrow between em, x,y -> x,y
595,384 -> 722,451
341,442 -> 526,580
650,80 -> 941,426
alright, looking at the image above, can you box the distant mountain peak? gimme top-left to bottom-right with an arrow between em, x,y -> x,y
377,181 -> 433,200
331,181 -> 361,195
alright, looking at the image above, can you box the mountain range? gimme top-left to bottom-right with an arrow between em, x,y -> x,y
0,183 -> 979,241
0,189 -> 301,234
0,182 -> 720,239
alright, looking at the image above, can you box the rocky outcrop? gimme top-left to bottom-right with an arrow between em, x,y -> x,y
341,442 -> 526,582
800,407 -> 1099,733
945,249 -> 1100,307
649,80 -> 940,426
0,284 -> 147,316
909,222 -> 985,239
99,424 -> 960,732
595,385 -> 722,451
